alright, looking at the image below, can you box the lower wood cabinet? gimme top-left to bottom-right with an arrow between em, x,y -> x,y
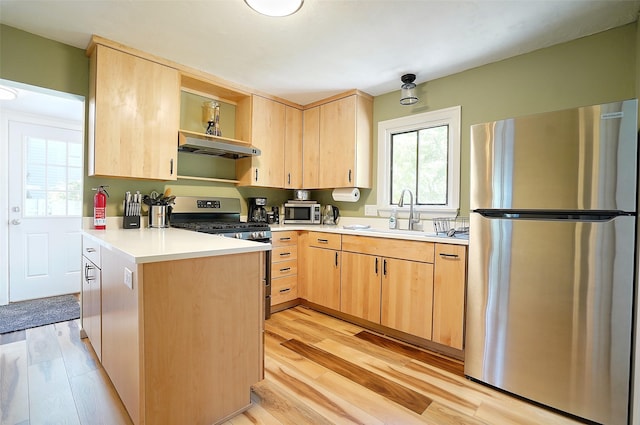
341,252 -> 381,323
305,246 -> 341,310
433,243 -> 467,350
81,237 -> 102,361
380,258 -> 434,340
271,231 -> 298,306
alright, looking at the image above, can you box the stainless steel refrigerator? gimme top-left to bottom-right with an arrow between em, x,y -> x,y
466,99 -> 638,425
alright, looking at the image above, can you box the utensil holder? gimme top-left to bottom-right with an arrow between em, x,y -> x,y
149,205 -> 169,228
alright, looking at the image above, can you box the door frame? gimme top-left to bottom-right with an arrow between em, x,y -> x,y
0,84 -> 84,306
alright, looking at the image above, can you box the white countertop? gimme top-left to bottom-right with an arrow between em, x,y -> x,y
269,217 -> 469,246
83,226 -> 271,264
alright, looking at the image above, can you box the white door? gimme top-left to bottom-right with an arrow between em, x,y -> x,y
8,121 -> 83,301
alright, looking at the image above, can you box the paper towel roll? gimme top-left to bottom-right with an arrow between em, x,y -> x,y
332,187 -> 360,202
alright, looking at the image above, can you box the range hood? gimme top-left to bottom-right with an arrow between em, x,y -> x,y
178,131 -> 261,159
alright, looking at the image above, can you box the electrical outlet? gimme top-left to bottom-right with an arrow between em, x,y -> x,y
124,267 -> 133,289
364,205 -> 378,216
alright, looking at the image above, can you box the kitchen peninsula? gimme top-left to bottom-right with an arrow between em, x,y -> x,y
82,226 -> 270,425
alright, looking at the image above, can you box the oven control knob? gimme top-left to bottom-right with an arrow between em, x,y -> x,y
234,233 -> 242,239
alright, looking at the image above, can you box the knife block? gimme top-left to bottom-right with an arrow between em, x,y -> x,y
123,215 -> 141,229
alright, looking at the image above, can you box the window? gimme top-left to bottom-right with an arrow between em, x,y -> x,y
377,106 -> 460,217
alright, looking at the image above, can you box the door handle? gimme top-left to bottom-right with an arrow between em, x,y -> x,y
11,219 -> 21,225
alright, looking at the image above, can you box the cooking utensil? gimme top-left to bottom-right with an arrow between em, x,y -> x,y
294,189 -> 310,201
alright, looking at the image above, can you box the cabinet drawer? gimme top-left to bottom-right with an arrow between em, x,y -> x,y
82,236 -> 101,268
272,245 -> 298,262
342,235 -> 434,263
308,232 -> 341,250
271,275 -> 298,305
271,259 -> 298,278
272,231 -> 298,247
435,243 -> 467,262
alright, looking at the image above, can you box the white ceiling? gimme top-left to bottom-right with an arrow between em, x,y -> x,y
1,0 -> 639,105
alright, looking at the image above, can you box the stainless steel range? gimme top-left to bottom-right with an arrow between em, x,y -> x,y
170,196 -> 272,318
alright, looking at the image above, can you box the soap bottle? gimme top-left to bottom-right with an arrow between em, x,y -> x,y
389,206 -> 397,229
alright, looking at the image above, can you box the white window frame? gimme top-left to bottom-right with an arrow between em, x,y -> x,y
377,105 -> 461,218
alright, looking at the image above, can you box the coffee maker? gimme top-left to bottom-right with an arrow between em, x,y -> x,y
248,197 -> 268,223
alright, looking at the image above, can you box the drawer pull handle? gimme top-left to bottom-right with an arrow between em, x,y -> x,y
279,252 -> 291,257
279,288 -> 291,294
439,253 -> 459,259
85,247 -> 96,253
279,267 -> 291,272
279,237 -> 291,242
317,238 -> 329,244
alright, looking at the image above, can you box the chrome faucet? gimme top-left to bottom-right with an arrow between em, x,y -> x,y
398,189 -> 421,230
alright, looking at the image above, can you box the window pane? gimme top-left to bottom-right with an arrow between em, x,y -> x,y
47,165 -> 67,191
47,140 -> 67,165
47,191 -> 67,216
68,167 -> 82,191
417,125 -> 448,205
25,190 -> 46,217
390,131 -> 417,204
69,144 -> 82,168
27,138 -> 46,164
68,191 -> 82,216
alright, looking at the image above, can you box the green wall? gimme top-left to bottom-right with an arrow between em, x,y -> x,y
1,22 -> 638,219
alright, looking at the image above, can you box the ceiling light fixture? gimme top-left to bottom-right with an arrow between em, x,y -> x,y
400,74 -> 418,106
0,86 -> 18,101
245,0 -> 304,17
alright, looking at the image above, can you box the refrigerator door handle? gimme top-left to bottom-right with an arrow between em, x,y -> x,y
474,209 -> 632,221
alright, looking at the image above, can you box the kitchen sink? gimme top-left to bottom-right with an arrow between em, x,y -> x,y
357,227 -> 469,240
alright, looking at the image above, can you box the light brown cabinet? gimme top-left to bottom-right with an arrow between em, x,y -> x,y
302,91 -> 372,189
433,243 -> 467,350
88,43 -> 180,180
100,248 -> 264,425
237,95 -> 303,188
284,107 -> 303,188
81,237 -> 101,361
237,95 -> 286,187
340,252 -> 381,323
318,93 -> 373,188
271,231 -> 299,306
381,258 -> 434,340
303,232 -> 342,310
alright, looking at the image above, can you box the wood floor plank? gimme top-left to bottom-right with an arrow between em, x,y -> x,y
54,320 -> 99,379
226,399 -> 284,425
264,355 -> 384,425
422,401 -> 490,425
251,379 -> 335,425
355,330 -> 464,376
315,338 -> 480,416
69,367 -> 133,425
26,324 -> 61,366
28,357 -> 80,424
0,341 -> 29,425
265,332 -> 328,380
281,338 -> 432,415
474,395 -> 584,425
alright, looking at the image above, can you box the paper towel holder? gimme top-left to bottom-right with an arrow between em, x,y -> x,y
332,187 -> 360,203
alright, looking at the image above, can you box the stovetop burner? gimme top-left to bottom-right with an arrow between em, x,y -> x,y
172,221 -> 270,232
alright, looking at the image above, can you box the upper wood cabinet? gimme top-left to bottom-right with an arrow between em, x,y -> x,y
284,107 -> 303,189
88,43 -> 180,180
236,95 -> 285,187
319,92 -> 373,188
302,106 -> 320,188
236,95 -> 303,188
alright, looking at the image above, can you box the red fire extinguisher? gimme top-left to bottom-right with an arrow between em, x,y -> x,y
93,185 -> 109,230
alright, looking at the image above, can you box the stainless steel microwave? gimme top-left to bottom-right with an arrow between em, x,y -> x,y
283,202 -> 321,224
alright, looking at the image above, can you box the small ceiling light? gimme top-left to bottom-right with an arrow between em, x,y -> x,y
245,0 -> 304,17
400,74 -> 418,106
0,86 -> 18,101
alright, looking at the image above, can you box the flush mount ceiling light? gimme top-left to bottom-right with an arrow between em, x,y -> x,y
0,86 -> 18,100
245,0 -> 304,17
400,73 -> 418,106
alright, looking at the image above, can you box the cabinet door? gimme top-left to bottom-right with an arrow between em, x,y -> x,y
433,244 -> 467,349
319,96 -> 357,188
381,258 -> 434,340
302,106 -> 320,188
284,106 -> 303,189
238,95 -> 285,187
82,257 -> 101,361
306,247 -> 341,310
90,44 -> 180,180
341,252 -> 381,323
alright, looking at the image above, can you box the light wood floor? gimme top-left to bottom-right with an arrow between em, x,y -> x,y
0,306 -> 583,425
